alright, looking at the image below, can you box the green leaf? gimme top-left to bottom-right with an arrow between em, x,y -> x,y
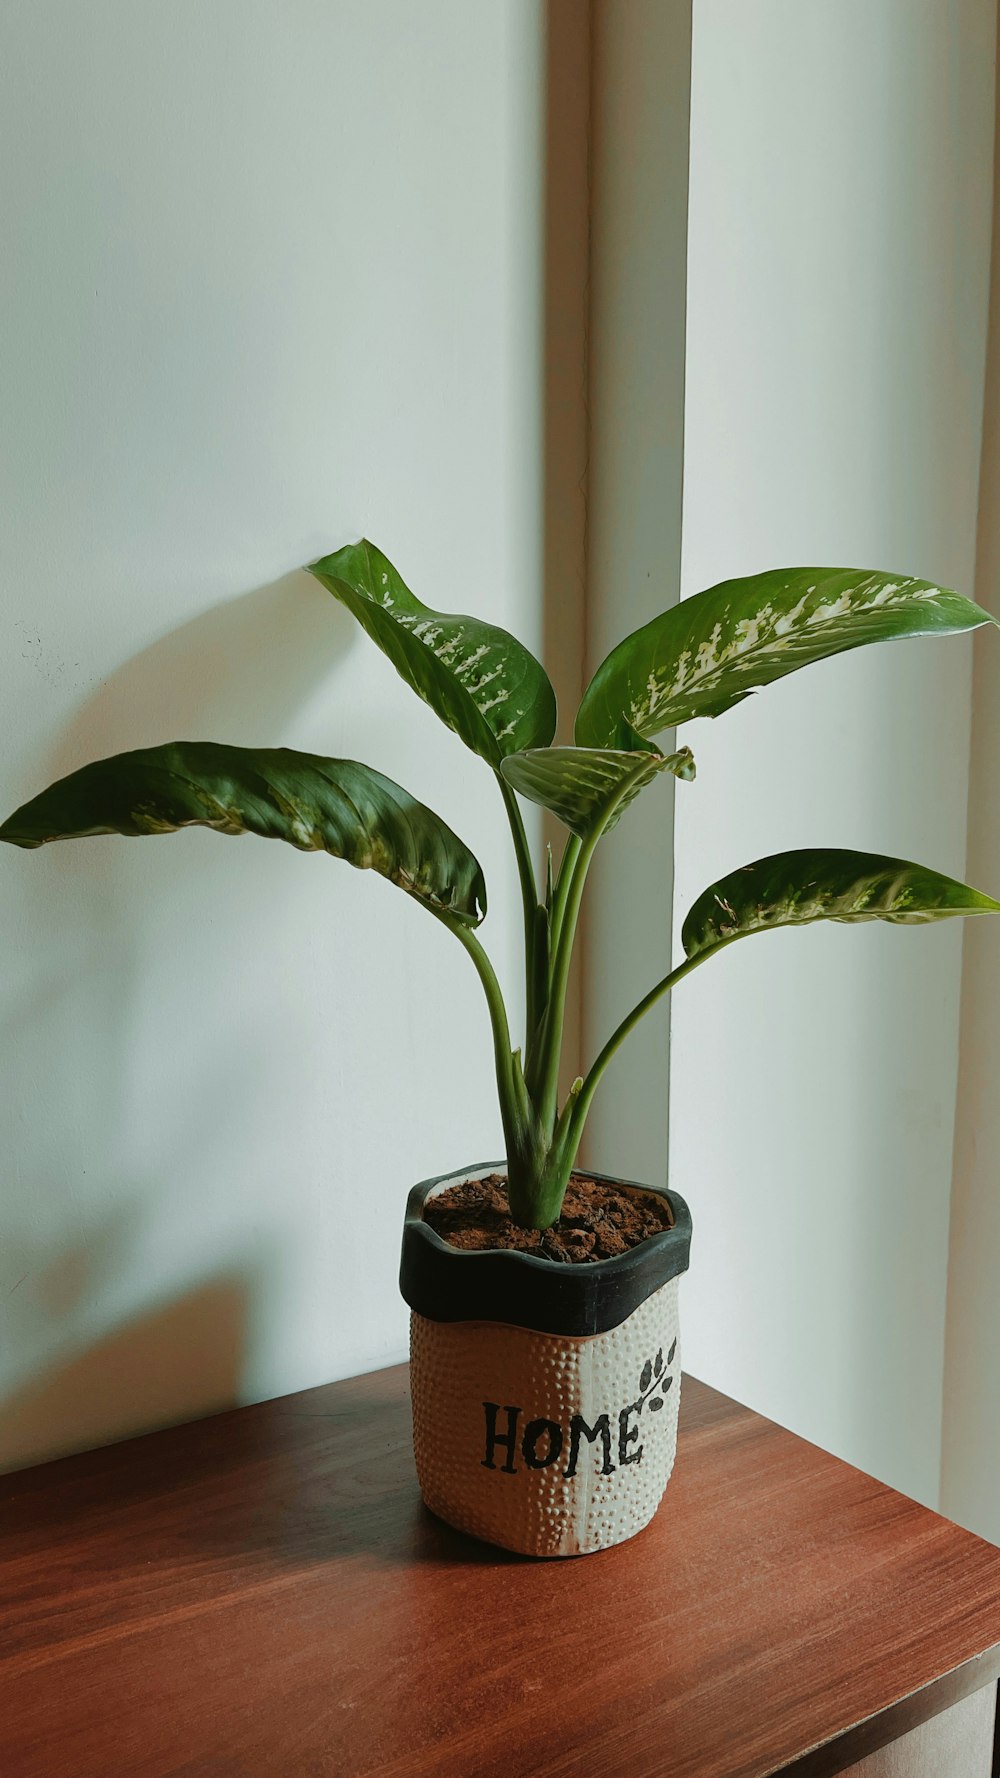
682,848 -> 1000,961
0,741 -> 487,924
500,743 -> 695,840
576,567 -> 998,746
309,539 -> 556,764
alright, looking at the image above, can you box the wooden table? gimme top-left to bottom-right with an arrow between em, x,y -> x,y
3,1367 -> 1000,1778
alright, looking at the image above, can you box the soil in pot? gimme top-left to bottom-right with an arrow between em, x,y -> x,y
422,1171 -> 674,1264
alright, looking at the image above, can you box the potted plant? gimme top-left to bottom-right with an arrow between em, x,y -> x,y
3,541 -> 998,1557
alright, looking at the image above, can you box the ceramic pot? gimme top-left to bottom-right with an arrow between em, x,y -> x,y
399,1160 -> 692,1558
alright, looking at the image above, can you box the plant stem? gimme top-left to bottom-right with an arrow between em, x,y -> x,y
547,833 -> 582,961
435,812 -> 730,1235
532,829 -> 597,1133
560,936 -> 737,1160
523,833 -> 580,1103
433,898 -> 580,1227
432,908 -> 520,1121
495,771 -> 541,1042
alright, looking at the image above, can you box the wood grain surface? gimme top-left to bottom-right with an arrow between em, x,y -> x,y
2,1368 -> 999,1778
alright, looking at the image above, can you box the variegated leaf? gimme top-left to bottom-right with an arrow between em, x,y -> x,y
576,568 -> 998,746
309,539 -> 556,764
682,848 -> 1000,961
0,742 -> 487,924
500,743 -> 695,840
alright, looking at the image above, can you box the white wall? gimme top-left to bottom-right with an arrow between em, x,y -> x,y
0,0 -> 545,1470
672,0 -> 996,1505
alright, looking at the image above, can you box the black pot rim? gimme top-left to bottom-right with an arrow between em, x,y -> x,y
399,1159 -> 692,1338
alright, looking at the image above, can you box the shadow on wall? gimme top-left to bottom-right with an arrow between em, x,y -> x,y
0,1276 -> 251,1473
49,569 -> 352,773
0,573 -> 354,1472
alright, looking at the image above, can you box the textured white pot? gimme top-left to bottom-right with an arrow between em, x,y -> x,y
400,1162 -> 692,1558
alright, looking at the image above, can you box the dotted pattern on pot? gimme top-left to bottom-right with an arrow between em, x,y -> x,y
409,1278 -> 681,1558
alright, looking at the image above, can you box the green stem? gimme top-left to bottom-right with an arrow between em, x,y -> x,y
531,830 -> 596,1133
523,832 -> 580,1104
562,937 -> 737,1159
495,771 -> 541,1042
432,909 -> 522,1134
547,833 -> 582,962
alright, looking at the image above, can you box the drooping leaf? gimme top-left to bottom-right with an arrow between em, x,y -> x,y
0,742 -> 487,924
499,743 -> 695,841
682,848 -> 1000,962
309,539 -> 556,764
576,568 -> 998,746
